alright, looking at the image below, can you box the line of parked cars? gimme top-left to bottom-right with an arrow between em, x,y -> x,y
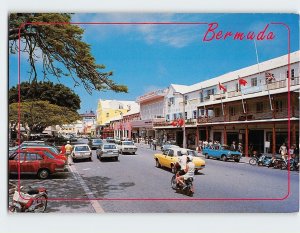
9,141 -> 68,179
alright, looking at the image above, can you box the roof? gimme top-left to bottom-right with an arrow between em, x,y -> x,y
179,50 -> 300,94
99,99 -> 138,110
123,105 -> 140,117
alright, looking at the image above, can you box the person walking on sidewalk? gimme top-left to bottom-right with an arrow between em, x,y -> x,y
152,138 -> 157,150
65,141 -> 73,165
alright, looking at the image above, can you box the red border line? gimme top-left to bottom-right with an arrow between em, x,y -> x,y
16,21 -> 292,201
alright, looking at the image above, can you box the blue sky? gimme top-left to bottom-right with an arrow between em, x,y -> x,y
9,13 -> 299,113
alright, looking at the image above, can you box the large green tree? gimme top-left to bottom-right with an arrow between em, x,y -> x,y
9,13 -> 128,94
9,81 -> 81,111
9,101 -> 81,134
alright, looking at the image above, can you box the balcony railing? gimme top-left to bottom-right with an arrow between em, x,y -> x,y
291,77 -> 299,86
227,91 -> 242,98
266,79 -> 286,90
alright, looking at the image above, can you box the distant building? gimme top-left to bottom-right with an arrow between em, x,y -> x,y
96,99 -> 139,136
80,110 -> 96,136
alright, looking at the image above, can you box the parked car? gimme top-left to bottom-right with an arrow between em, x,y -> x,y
161,143 -> 180,152
22,147 -> 67,164
154,147 -> 206,174
96,143 -> 119,161
89,139 -> 103,150
9,150 -> 66,179
117,141 -> 137,155
71,144 -> 92,162
202,144 -> 242,162
105,137 -> 115,143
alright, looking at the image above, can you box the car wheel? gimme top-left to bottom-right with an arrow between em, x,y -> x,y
72,158 -> 76,163
221,155 -> 227,162
37,169 -> 50,179
132,152 -> 135,155
205,153 -> 209,159
99,157 -> 103,161
155,159 -> 161,168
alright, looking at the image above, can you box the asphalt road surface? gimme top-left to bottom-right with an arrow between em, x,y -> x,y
9,140 -> 299,213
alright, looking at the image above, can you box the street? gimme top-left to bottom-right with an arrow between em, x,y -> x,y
9,140 -> 299,213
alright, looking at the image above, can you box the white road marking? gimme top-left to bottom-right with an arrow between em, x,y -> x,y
68,164 -> 105,213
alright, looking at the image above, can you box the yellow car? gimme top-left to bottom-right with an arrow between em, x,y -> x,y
154,147 -> 206,174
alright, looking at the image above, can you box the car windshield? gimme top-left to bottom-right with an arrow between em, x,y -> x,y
43,151 -> 55,159
93,140 -> 102,143
75,146 -> 90,151
187,150 -> 198,157
123,141 -> 134,145
104,145 -> 116,149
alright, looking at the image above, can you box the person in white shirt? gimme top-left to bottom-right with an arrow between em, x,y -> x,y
176,155 -> 195,190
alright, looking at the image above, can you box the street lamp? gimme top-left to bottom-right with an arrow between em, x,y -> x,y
174,91 -> 187,148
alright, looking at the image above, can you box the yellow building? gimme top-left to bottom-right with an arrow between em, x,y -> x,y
96,100 -> 139,126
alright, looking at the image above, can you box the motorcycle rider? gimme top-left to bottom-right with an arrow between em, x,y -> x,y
176,155 -> 195,191
177,149 -> 188,175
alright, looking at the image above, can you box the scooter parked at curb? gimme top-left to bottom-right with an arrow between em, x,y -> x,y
9,183 -> 48,213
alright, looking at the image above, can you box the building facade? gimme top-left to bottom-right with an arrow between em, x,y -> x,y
153,51 -> 299,155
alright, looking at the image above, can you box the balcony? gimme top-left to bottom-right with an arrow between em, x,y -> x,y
266,79 -> 286,90
291,77 -> 299,86
227,91 -> 242,98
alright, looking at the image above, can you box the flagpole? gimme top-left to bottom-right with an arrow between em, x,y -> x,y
238,76 -> 246,114
254,39 -> 273,111
220,91 -> 224,116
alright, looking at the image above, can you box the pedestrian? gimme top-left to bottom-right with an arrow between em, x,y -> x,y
152,138 -> 157,150
65,141 -> 73,165
238,142 -> 243,154
279,142 -> 288,161
230,141 -> 237,151
149,137 -> 153,149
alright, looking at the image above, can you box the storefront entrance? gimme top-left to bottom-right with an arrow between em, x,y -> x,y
249,130 -> 264,154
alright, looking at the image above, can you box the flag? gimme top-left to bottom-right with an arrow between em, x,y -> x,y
171,120 -> 177,127
178,118 -> 184,127
265,72 -> 275,81
238,77 -> 248,86
218,82 -> 227,92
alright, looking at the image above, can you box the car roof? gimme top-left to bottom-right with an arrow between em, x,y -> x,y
73,144 -> 90,147
102,143 -> 117,146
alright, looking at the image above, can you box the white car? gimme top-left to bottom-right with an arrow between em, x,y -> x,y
118,141 -> 137,155
96,143 -> 119,161
71,144 -> 92,162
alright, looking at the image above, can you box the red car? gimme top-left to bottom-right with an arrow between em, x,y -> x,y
23,147 -> 67,164
9,150 -> 66,179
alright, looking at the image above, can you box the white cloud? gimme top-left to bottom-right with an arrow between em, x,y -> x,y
72,13 -> 202,48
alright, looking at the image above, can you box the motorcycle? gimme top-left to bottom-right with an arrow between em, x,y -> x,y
171,174 -> 194,197
249,153 -> 271,166
280,158 -> 299,171
9,183 -> 48,213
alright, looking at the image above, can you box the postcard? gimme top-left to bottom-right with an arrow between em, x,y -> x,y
8,13 -> 299,213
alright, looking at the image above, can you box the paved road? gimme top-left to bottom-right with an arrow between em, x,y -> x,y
9,142 -> 299,213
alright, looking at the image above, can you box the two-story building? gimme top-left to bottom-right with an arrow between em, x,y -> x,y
154,51 -> 299,155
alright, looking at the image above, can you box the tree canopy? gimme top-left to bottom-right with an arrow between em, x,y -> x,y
9,81 -> 81,111
9,13 -> 128,94
9,101 -> 81,134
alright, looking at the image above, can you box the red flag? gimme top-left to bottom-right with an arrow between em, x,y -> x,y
171,120 -> 177,127
218,82 -> 227,92
178,118 -> 184,127
238,77 -> 248,86
265,72 -> 275,81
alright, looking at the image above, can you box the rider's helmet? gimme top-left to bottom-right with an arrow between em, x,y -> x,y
187,155 -> 193,162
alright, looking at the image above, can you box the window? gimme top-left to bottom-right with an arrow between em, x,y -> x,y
177,151 -> 182,157
184,95 -> 188,104
236,83 -> 241,92
178,113 -> 183,119
173,113 -> 177,120
215,108 -> 221,117
199,109 -> 205,116
26,153 -> 43,161
200,92 -> 204,102
251,77 -> 258,87
43,152 -> 54,159
193,110 -> 197,119
229,106 -> 236,116
169,97 -> 174,105
166,114 -> 170,121
275,100 -> 283,112
256,102 -> 264,113
13,153 -> 26,161
288,69 -> 295,80
184,112 -> 187,120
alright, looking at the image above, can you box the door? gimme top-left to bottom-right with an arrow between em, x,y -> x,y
9,152 -> 26,174
24,153 -> 43,174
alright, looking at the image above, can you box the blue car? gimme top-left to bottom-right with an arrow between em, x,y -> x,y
202,144 -> 242,162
